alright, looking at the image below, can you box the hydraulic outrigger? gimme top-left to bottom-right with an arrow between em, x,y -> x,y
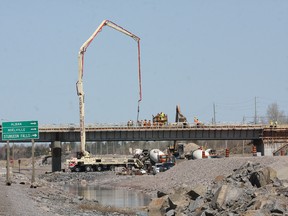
77,20 -> 142,158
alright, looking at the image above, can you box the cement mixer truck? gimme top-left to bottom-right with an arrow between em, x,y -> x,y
134,148 -> 175,164
149,149 -> 169,164
133,148 -> 175,173
186,148 -> 218,160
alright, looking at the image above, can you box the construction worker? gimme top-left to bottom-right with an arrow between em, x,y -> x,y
127,120 -> 133,127
137,120 -> 142,127
147,120 -> 152,127
160,112 -> 165,121
270,120 -> 274,128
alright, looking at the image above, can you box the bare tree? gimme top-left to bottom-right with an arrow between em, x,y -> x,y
266,103 -> 288,124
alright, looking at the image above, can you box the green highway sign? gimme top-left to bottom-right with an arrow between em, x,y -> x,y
2,121 -> 39,141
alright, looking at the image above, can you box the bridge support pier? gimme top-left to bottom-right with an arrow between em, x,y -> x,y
51,141 -> 61,172
252,139 -> 264,156
262,140 -> 287,156
253,139 -> 288,156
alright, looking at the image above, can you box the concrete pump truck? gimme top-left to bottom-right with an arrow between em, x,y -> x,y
67,20 -> 143,172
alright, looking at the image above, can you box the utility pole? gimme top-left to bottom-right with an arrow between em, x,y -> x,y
254,97 -> 257,124
213,103 -> 216,125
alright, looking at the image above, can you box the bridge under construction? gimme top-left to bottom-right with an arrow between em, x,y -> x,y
1,124 -> 287,156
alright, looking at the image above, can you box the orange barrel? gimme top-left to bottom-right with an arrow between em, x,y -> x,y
280,150 -> 285,156
252,146 -> 257,156
202,150 -> 206,159
225,148 -> 229,157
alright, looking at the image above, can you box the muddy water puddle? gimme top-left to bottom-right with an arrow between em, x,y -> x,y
64,184 -> 151,209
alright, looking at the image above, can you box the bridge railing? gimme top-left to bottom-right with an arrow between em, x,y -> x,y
37,122 -> 270,132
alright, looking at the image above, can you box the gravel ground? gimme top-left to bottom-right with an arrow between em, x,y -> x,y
112,156 -> 288,196
0,156 -> 287,215
0,173 -> 55,216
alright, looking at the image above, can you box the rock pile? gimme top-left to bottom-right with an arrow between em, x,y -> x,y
148,161 -> 288,216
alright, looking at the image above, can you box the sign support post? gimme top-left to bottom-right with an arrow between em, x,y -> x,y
31,139 -> 35,185
6,141 -> 11,185
18,159 -> 21,173
2,120 -> 39,187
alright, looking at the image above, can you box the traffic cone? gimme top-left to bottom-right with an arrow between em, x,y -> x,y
252,146 -> 257,156
225,148 -> 229,157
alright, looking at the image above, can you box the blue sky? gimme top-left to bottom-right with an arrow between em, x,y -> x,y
1,1 -> 287,125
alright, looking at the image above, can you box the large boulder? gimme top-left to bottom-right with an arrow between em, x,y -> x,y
249,167 -> 277,188
211,184 -> 244,210
164,161 -> 288,215
186,184 -> 207,201
148,195 -> 176,216
247,195 -> 288,214
242,210 -> 271,216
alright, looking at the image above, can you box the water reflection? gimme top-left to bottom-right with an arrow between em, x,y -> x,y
64,184 -> 151,208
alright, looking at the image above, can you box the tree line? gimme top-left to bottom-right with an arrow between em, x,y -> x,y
0,143 -> 50,160
265,102 -> 288,124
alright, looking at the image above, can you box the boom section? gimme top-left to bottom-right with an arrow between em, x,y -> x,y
77,20 -> 141,157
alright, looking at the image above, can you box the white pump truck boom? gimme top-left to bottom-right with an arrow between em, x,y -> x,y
67,20 -> 142,172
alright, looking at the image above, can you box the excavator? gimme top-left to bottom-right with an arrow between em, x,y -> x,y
168,105 -> 188,157
175,105 -> 188,126
67,20 -> 143,172
152,105 -> 187,127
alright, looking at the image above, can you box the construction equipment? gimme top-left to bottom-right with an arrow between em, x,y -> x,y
149,149 -> 169,164
175,105 -> 187,124
76,20 -> 141,159
168,142 -> 185,158
134,148 -> 175,172
168,105 -> 188,157
185,148 -> 218,160
68,20 -> 142,171
152,112 -> 168,126
67,156 -> 143,172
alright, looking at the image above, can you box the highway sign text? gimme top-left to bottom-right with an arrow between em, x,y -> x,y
2,121 -> 39,141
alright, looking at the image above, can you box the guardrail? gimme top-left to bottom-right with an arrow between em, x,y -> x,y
36,123 -> 267,131
1,123 -> 287,133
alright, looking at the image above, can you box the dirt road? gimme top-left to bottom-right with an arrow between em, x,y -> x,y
0,174 -> 55,216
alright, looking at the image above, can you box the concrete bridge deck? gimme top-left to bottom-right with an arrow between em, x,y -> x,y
1,124 -> 288,156
0,124 -> 287,142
